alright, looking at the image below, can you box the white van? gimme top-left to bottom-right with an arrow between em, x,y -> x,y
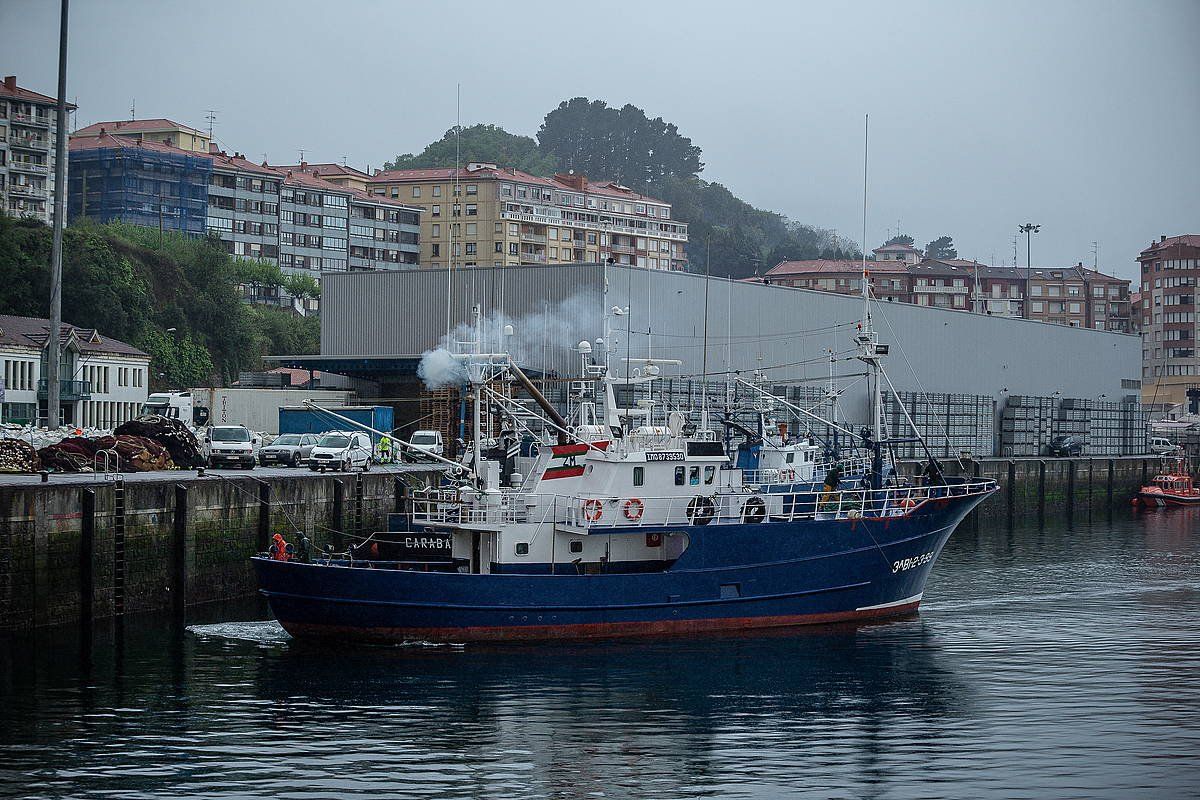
408,430 -> 445,458
1150,436 -> 1180,455
204,425 -> 256,469
308,431 -> 373,472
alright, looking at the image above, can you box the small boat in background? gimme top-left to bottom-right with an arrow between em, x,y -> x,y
1133,457 -> 1200,508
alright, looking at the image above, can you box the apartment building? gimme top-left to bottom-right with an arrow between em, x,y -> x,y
207,150 -> 282,262
872,241 -> 923,264
73,118 -> 211,154
275,162 -> 370,191
0,314 -> 150,428
68,131 -> 212,235
368,163 -> 688,270
761,248 -> 1129,330
763,259 -> 912,302
1138,234 -> 1200,406
0,75 -> 74,225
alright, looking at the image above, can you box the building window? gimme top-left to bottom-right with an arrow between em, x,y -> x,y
432,205 -> 441,217
431,224 -> 440,237
465,204 -> 477,216
431,244 -> 440,257
411,186 -> 421,198
432,185 -> 442,197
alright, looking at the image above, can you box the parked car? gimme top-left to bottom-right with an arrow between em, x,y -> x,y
308,431 -> 373,472
406,430 -> 445,460
1150,436 -> 1181,455
1047,435 -> 1085,458
259,433 -> 319,467
204,425 -> 257,469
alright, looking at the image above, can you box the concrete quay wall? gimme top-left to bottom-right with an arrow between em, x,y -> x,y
0,472 -> 408,631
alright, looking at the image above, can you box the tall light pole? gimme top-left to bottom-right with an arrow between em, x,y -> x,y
47,0 -> 70,429
1018,223 -> 1040,319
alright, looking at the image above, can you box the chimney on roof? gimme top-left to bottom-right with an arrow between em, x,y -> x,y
3,76 -> 15,91
300,161 -> 308,170
99,126 -> 106,135
1160,235 -> 1167,243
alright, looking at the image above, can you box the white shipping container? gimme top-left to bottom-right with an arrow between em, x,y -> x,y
190,388 -> 356,434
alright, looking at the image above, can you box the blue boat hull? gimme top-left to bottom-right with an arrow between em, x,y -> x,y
254,490 -> 992,643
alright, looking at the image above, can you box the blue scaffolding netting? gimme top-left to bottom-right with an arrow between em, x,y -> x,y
68,146 -> 212,235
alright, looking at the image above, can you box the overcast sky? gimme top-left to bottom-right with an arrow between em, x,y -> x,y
3,0 -> 1197,279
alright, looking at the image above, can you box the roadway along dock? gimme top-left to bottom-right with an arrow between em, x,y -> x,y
0,456 -> 1170,631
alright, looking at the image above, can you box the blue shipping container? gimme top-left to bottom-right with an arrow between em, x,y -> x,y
278,406 -> 394,442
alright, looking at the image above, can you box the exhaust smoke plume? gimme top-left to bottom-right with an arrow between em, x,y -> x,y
417,293 -> 596,389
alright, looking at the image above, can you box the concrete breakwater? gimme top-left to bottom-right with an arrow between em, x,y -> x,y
0,457 -> 1171,631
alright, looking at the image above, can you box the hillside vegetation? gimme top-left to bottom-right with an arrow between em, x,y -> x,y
385,98 -> 858,277
0,216 -> 318,388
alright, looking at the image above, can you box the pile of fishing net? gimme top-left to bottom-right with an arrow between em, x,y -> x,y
36,434 -> 175,473
0,438 -> 41,473
115,415 -> 205,468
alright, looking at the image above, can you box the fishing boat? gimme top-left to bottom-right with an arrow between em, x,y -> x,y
253,271 -> 998,643
1132,456 -> 1200,508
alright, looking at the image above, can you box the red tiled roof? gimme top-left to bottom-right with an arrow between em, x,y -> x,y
370,165 -> 558,187
0,314 -> 147,357
68,132 -> 206,159
0,76 -> 75,108
766,259 -> 908,277
73,118 -> 204,138
1140,234 -> 1200,257
209,150 -> 283,177
276,162 -> 369,178
281,168 -> 352,193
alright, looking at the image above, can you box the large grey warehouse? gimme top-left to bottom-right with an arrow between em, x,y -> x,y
277,264 -> 1146,457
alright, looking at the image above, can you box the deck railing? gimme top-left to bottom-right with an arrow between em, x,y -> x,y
409,480 -> 998,530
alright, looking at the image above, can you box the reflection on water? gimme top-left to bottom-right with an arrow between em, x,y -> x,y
2,510 -> 1198,799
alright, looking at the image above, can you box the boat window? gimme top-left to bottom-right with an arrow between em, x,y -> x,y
515,542 -> 529,555
786,452 -> 795,463
805,451 -> 813,462
674,466 -> 685,486
689,466 -> 700,486
704,466 -> 715,485
633,466 -> 644,487
569,540 -> 583,553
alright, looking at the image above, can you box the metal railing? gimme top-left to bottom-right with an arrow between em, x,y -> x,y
409,480 -> 997,531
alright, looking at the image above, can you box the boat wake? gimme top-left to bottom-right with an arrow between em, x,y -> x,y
186,620 -> 291,645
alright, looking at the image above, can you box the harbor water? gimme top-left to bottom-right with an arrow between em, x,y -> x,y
1,509 -> 1198,799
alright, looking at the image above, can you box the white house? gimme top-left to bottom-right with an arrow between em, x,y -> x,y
0,314 -> 151,428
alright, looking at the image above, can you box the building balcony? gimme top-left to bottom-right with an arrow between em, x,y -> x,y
10,160 -> 49,174
914,284 -> 969,294
9,134 -> 49,150
521,253 -> 548,264
37,379 -> 92,402
12,113 -> 51,128
520,232 -> 546,243
8,184 -> 46,197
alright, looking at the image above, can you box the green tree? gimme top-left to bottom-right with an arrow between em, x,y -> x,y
537,98 -> 704,184
384,124 -> 559,175
884,234 -> 915,247
924,236 -> 957,260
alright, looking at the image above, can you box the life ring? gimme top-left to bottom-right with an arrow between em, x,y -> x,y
687,496 -> 717,526
741,495 -> 767,524
582,498 -> 603,522
899,497 -> 918,513
623,498 -> 645,521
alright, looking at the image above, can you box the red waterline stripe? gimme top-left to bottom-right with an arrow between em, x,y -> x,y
279,601 -> 922,643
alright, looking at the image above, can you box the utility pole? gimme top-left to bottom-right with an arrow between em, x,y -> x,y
47,0 -> 69,429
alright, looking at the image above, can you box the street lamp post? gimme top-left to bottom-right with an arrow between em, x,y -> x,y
1018,223 -> 1040,318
